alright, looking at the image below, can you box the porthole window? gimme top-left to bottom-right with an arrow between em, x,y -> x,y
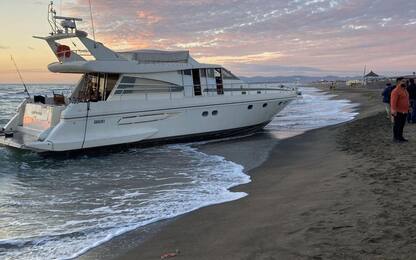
248,105 -> 253,110
202,111 -> 209,117
242,91 -> 247,95
257,91 -> 261,94
212,110 -> 218,116
263,103 -> 268,108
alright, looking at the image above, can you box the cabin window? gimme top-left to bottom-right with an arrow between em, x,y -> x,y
214,68 -> 222,78
105,74 -> 120,100
183,69 -> 192,76
113,77 -> 182,96
207,69 -> 214,78
118,84 -> 134,89
200,69 -> 207,78
215,68 -> 224,95
192,69 -> 202,96
76,73 -> 120,102
120,76 -> 136,84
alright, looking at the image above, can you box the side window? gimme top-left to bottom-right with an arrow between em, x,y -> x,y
183,70 -> 192,76
215,68 -> 224,95
207,69 -> 214,78
118,76 -> 136,90
120,76 -> 136,84
214,68 -> 221,78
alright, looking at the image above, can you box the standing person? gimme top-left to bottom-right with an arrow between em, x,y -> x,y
381,82 -> 395,120
406,78 -> 416,123
391,77 -> 410,142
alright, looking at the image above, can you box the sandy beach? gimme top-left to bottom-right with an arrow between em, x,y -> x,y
81,87 -> 416,259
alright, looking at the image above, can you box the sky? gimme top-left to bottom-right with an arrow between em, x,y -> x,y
0,0 -> 415,83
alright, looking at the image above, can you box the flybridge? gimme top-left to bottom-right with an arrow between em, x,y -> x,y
33,1 -> 122,63
31,1 -> 207,73
30,2 -> 218,74
47,1 -> 82,35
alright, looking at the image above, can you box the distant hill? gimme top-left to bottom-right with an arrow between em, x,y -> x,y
240,75 -> 362,84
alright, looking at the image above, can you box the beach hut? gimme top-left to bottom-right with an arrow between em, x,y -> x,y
363,70 -> 380,85
364,71 -> 379,79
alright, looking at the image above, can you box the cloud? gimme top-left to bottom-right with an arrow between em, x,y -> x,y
232,63 -> 326,77
198,52 -> 284,64
0,45 -> 10,50
405,19 -> 416,26
59,0 -> 416,76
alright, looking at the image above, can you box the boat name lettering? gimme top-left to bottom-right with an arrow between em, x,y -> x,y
30,111 -> 44,116
94,119 -> 105,124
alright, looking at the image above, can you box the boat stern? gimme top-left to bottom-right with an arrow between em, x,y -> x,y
0,99 -> 67,152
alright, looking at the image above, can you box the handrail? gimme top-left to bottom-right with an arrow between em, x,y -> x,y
115,82 -> 297,101
70,76 -> 297,103
115,82 -> 296,90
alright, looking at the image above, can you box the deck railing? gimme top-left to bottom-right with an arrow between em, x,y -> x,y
114,82 -> 297,101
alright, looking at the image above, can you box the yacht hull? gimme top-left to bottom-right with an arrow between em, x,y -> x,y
40,121 -> 271,156
0,94 -> 295,153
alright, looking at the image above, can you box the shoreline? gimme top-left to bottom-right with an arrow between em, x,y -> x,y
80,87 -> 391,259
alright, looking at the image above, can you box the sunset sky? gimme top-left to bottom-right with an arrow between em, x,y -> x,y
0,0 -> 415,83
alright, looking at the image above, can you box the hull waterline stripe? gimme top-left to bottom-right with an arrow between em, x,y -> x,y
38,121 -> 272,156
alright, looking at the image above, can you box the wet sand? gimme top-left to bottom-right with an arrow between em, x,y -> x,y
83,87 -> 416,259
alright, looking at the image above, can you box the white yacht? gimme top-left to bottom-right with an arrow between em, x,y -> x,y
0,3 -> 298,153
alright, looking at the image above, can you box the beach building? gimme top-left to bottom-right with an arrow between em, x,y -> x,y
346,80 -> 362,87
364,71 -> 380,84
403,72 -> 416,79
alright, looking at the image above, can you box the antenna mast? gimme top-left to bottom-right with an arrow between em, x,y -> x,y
362,65 -> 367,85
48,1 -> 58,35
88,0 -> 97,48
10,55 -> 30,99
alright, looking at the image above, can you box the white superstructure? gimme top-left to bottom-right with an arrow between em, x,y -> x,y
0,3 -> 298,153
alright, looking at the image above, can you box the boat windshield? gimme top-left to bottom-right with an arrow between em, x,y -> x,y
75,73 -> 119,102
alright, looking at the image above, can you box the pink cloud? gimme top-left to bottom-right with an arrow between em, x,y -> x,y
57,0 -> 416,76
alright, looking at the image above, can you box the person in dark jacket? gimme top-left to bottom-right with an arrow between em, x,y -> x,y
406,78 -> 416,123
382,82 -> 395,120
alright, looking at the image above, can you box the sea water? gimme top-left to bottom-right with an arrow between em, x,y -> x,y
0,84 -> 357,259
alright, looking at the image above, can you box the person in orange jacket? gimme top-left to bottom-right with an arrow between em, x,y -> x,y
391,77 -> 410,142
